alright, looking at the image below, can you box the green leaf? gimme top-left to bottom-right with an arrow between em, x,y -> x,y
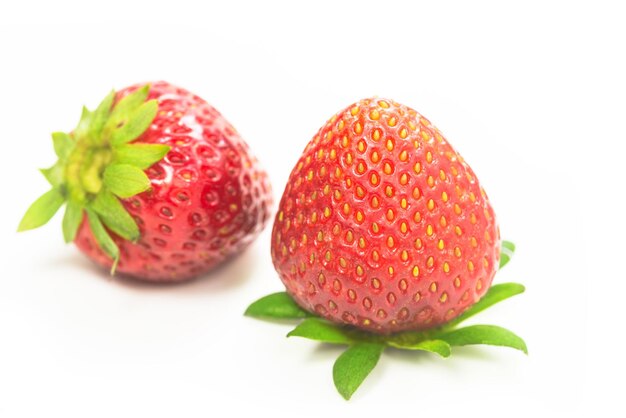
244,292 -> 312,319
102,163 -> 151,198
51,132 -> 74,160
287,318 -> 353,345
445,282 -> 525,328
40,162 -> 64,187
387,338 -> 451,358
91,190 -> 139,241
500,240 -> 516,269
113,144 -> 170,169
437,325 -> 528,354
17,188 -> 65,231
74,106 -> 92,140
110,100 -> 158,146
105,84 -> 150,132
89,90 -> 116,139
86,209 -> 119,272
62,200 -> 84,243
333,343 -> 385,400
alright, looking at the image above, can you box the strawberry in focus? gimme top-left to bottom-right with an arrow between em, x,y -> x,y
271,98 -> 499,333
19,81 -> 272,282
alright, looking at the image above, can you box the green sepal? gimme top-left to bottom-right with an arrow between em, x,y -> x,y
89,90 -> 116,140
73,106 -> 92,140
113,144 -> 171,169
86,208 -> 119,273
103,163 -> 151,198
437,325 -> 528,354
40,163 -> 64,187
110,100 -> 158,146
444,282 -> 526,329
287,318 -> 353,345
51,132 -> 74,160
245,292 -> 312,319
333,343 -> 385,400
62,200 -> 84,243
500,240 -> 516,269
105,84 -> 150,132
17,188 -> 65,231
387,338 -> 451,358
91,190 -> 139,241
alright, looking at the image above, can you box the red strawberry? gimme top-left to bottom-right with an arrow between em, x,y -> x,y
271,98 -> 499,333
19,81 -> 272,282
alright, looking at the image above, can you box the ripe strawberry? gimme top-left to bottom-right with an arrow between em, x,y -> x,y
271,98 -> 499,333
19,81 -> 272,282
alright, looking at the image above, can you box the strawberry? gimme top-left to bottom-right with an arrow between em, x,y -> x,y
18,81 -> 272,282
271,98 -> 500,333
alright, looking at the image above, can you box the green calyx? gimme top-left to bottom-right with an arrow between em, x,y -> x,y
18,84 -> 170,272
245,241 -> 527,400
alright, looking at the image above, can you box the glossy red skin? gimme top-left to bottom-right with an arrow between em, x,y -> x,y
75,81 -> 272,282
271,98 -> 499,333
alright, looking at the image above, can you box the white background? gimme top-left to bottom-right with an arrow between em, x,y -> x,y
0,1 -> 621,416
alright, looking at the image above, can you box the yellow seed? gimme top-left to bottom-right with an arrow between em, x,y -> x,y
371,150 -> 380,162
454,203 -> 461,215
413,162 -> 422,174
426,224 -> 434,236
412,265 -> 420,277
370,172 -> 379,186
400,198 -> 408,209
343,203 -> 350,215
310,212 -> 318,224
400,222 -> 408,234
324,207 -> 331,218
451,165 -> 458,176
439,170 -> 446,181
348,289 -> 356,300
339,257 -> 347,268
442,191 -> 448,202
420,130 -> 430,141
440,292 -> 448,303
485,230 -> 492,242
401,250 -> 409,261
317,231 -> 323,241
306,170 -> 313,181
334,167 -> 342,179
372,250 -> 380,261
357,162 -> 366,174
470,236 -> 478,247
414,292 -> 421,302
470,213 -> 477,224
341,135 -> 349,148
385,185 -> 394,197
333,189 -> 341,200
372,222 -> 380,234
345,177 -> 352,187
371,196 -> 380,208
278,211 -> 284,222
323,184 -> 331,195
386,209 -> 395,221
378,100 -> 389,108
386,139 -> 394,151
468,260 -> 475,272
338,119 -> 345,130
438,239 -> 445,250
345,230 -> 354,243
400,173 -> 409,185
388,116 -> 397,127
301,234 -> 308,245
332,224 -> 340,235
330,149 -> 337,160
469,192 -> 476,202
387,236 -> 395,248
443,262 -> 450,273
383,162 -> 393,174
358,140 -> 366,153
426,151 -> 433,163
369,109 -> 380,120
346,153 -> 353,165
372,278 -> 381,289
316,148 -> 324,160
325,251 -> 332,261
354,122 -> 363,134
356,211 -> 364,223
476,279 -> 483,291
356,186 -> 365,198
359,237 -> 366,248
399,279 -> 408,291
455,225 -> 462,236
399,128 -> 408,139
414,238 -> 423,249
454,276 -> 461,287
427,175 -> 435,188
350,106 -> 359,115
440,216 -> 448,228
454,247 -> 462,257
483,257 -> 489,267
412,187 -> 421,199
318,272 -> 326,286
413,211 -> 422,223
427,256 -> 434,268
372,129 -> 381,141
430,282 -> 438,292
356,265 -> 364,276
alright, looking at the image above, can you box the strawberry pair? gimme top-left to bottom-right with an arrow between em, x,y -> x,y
19,82 -> 526,400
